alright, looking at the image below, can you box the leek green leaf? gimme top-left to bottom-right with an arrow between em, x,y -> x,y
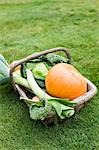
48,98 -> 76,107
48,100 -> 75,119
20,96 -> 44,107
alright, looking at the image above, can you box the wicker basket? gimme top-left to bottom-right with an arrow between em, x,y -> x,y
9,47 -> 97,125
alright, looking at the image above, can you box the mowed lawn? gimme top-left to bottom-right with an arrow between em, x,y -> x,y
0,0 -> 99,149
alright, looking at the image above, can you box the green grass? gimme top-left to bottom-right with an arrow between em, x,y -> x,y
0,0 -> 99,149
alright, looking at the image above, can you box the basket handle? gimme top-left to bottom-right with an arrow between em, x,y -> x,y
10,47 -> 71,89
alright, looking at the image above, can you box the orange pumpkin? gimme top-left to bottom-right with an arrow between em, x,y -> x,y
45,63 -> 87,100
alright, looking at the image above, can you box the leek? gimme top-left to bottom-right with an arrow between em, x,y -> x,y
13,73 -> 30,89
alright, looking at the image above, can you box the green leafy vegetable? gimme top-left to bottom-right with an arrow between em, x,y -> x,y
40,53 -> 67,66
21,62 -> 48,88
32,62 -> 48,80
29,102 -> 53,120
